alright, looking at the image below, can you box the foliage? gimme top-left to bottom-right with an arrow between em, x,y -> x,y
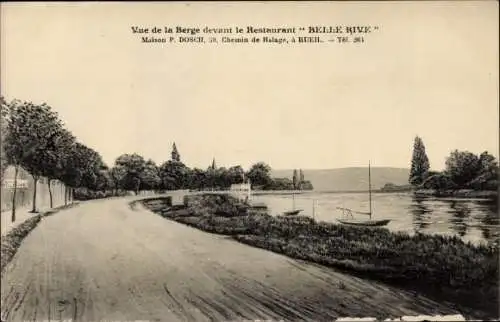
73,188 -> 125,201
421,173 -> 458,191
445,150 -> 481,188
159,160 -> 190,190
0,96 -> 10,183
409,136 -> 430,185
110,165 -> 126,192
4,101 -> 61,179
187,168 -> 207,190
292,169 -> 299,189
171,142 -> 180,162
140,159 -> 161,190
300,180 -> 314,190
114,153 -> 146,193
440,150 -> 498,191
227,165 -> 245,184
246,162 -> 272,188
267,177 -> 294,190
468,152 -> 499,191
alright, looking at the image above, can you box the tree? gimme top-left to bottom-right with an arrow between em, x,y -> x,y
95,167 -> 113,192
114,153 -> 146,194
409,136 -> 430,185
246,162 -> 272,188
299,169 -> 305,187
206,159 -> 218,189
59,142 -> 89,203
188,168 -> 206,190
267,177 -> 294,190
292,169 -> 299,190
4,101 -> 63,216
214,167 -> 233,189
159,160 -> 190,190
422,173 -> 457,191
140,160 -> 161,191
78,145 -> 106,191
42,127 -> 76,208
301,180 -> 314,190
110,165 -> 126,195
227,165 -> 245,185
469,152 -> 499,190
445,150 -> 481,188
0,96 -> 10,184
171,142 -> 180,162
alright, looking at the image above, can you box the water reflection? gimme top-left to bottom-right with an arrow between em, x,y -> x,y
472,199 -> 499,245
409,196 -> 432,232
254,192 -> 499,245
446,201 -> 471,237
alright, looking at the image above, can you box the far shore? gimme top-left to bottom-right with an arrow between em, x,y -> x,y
235,189 -> 498,200
413,189 -> 498,200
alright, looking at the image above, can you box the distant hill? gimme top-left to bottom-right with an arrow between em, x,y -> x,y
271,167 -> 410,192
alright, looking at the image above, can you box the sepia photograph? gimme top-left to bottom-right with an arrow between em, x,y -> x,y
0,1 -> 498,321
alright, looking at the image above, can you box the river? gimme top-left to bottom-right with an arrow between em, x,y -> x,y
251,192 -> 499,246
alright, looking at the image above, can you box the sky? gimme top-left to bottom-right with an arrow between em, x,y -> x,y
1,2 -> 498,171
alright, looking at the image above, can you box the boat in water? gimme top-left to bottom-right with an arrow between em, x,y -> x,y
283,209 -> 303,216
282,192 -> 303,216
337,162 -> 391,227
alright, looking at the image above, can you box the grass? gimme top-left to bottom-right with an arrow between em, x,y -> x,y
142,194 -> 499,319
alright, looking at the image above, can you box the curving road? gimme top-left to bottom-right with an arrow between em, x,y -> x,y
1,197 -> 460,321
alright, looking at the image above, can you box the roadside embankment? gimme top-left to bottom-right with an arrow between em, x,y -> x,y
0,202 -> 79,276
141,194 -> 499,320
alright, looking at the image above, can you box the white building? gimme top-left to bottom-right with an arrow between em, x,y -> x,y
230,181 -> 251,202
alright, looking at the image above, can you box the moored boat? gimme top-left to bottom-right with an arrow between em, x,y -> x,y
337,162 -> 391,227
337,218 -> 390,227
283,209 -> 303,216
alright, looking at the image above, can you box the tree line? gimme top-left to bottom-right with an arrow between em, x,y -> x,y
1,97 -> 109,221
0,97 -> 314,221
409,136 -> 498,191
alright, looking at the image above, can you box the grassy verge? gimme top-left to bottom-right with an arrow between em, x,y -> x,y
142,194 -> 499,320
0,202 -> 80,276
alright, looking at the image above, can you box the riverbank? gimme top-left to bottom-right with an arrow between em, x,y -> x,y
414,189 -> 498,200
141,194 -> 499,320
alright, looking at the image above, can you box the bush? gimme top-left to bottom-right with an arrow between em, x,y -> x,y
421,173 -> 458,191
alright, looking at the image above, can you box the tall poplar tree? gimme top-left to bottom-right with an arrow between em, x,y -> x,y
409,136 -> 430,186
292,169 -> 299,190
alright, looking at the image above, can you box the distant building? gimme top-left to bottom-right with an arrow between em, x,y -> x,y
230,181 -> 251,202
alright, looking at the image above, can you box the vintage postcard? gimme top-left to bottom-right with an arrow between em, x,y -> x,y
0,1 -> 498,321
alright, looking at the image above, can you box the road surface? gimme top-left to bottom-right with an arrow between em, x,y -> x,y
1,197 -> 460,321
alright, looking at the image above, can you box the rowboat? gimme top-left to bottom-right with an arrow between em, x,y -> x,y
283,209 -> 303,216
283,192 -> 302,216
337,162 -> 391,227
337,218 -> 391,226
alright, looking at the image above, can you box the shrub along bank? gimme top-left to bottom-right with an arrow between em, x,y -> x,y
141,194 -> 499,320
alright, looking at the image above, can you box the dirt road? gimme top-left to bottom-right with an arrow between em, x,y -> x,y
1,198 -> 460,321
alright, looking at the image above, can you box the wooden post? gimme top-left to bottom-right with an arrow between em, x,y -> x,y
368,161 -> 372,220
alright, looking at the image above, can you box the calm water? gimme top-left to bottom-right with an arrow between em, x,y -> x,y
252,192 -> 499,246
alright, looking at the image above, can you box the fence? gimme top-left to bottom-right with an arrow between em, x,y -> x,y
1,165 -> 71,212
